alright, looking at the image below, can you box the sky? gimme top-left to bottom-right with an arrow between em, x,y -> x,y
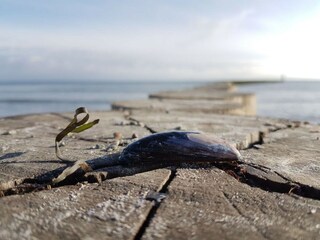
1,0 -> 320,81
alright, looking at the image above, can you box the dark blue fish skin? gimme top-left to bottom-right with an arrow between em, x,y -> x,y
119,131 -> 241,166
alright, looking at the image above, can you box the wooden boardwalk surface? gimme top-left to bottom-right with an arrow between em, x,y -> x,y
0,82 -> 320,239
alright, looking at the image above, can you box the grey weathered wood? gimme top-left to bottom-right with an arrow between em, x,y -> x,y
242,125 -> 320,189
129,110 -> 297,149
149,90 -> 256,115
149,90 -> 252,101
142,168 -> 320,239
0,111 -> 151,191
130,109 -> 293,131
193,82 -> 236,92
0,169 -> 171,240
112,99 -> 249,115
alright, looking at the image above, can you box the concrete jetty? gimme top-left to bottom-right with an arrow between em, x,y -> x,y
0,82 -> 319,239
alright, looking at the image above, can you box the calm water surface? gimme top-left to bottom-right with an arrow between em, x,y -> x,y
237,81 -> 320,124
0,81 -> 204,117
0,81 -> 319,124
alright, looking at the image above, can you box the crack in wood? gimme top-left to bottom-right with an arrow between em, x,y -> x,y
225,163 -> 320,201
3,158 -> 320,204
133,169 -> 176,240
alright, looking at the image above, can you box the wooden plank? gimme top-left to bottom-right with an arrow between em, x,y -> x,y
0,111 -> 151,190
149,90 -> 256,116
149,90 -> 252,101
0,169 -> 171,240
112,99 -> 250,116
129,110 -> 298,149
193,82 -> 236,92
130,110 -> 293,132
0,113 -> 64,135
242,125 -> 320,189
142,168 -> 320,239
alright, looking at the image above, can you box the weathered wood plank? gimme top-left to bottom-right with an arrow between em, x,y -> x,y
112,99 -> 249,115
149,90 -> 256,115
129,110 -> 297,149
0,111 -> 151,190
130,109 -> 294,132
193,82 -> 236,92
242,125 -> 320,189
0,169 -> 171,240
142,168 -> 320,239
149,90 -> 252,101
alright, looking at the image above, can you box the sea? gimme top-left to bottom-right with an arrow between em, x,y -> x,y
237,81 -> 320,124
0,81 -> 202,117
0,81 -> 319,124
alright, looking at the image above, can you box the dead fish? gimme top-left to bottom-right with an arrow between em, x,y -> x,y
119,131 -> 241,166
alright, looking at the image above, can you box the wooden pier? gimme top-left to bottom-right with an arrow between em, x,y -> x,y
0,82 -> 319,239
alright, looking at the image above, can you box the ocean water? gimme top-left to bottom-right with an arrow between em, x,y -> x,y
0,81 -> 319,124
0,81 -> 204,117
237,81 -> 320,124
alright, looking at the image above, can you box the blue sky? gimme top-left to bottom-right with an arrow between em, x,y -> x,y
1,0 -> 320,81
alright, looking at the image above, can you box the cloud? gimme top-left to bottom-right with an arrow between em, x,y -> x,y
0,7 -> 267,81
4,1 -> 319,81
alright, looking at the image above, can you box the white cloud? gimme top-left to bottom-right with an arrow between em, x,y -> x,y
1,1 -> 319,81
0,8 -> 266,81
